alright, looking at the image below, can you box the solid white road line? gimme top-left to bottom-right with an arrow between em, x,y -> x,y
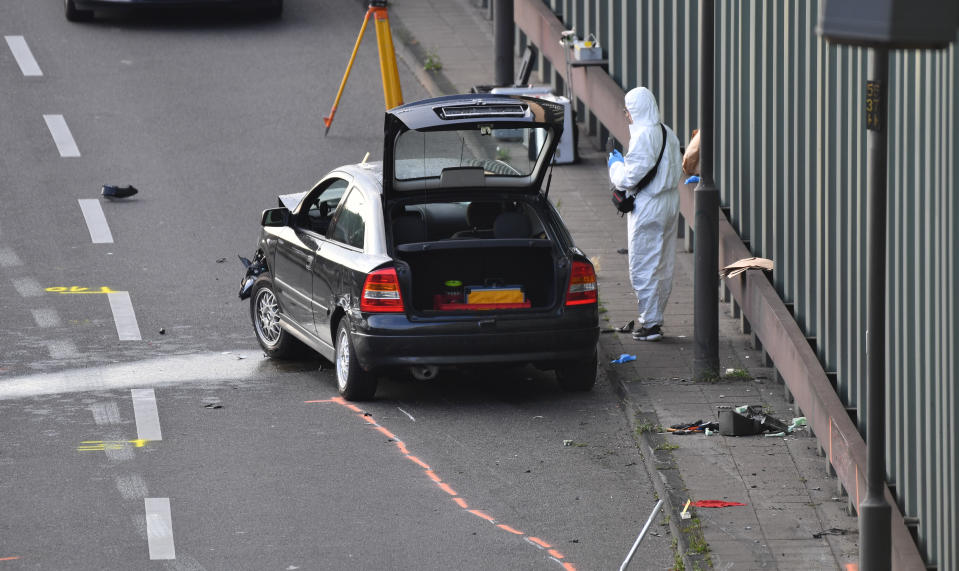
144,498 -> 176,560
131,388 -> 162,441
43,114 -> 81,157
78,199 -> 114,243
5,36 -> 42,76
108,292 -> 142,341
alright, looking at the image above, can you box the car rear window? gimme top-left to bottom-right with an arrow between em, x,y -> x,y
393,125 -> 548,181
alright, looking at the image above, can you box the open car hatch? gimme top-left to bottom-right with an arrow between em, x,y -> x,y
381,94 -> 565,201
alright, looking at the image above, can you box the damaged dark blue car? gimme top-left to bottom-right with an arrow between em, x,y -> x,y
239,94 -> 599,400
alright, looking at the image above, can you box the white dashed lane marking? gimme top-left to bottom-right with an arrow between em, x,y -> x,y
144,498 -> 176,560
43,340 -> 79,359
4,36 -> 42,76
12,277 -> 44,297
0,246 -> 23,268
43,114 -> 81,157
107,291 -> 142,341
31,308 -> 62,328
131,389 -> 162,441
78,199 -> 114,243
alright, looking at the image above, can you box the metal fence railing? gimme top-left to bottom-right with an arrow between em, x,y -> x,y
527,1 -> 958,568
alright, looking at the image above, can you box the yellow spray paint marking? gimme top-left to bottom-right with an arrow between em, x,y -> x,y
77,439 -> 149,452
46,286 -> 117,294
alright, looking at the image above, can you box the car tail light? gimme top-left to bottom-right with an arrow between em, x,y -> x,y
361,268 -> 405,313
565,260 -> 598,306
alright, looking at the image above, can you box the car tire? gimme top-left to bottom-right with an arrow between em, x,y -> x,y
250,274 -> 303,359
555,350 -> 597,391
335,320 -> 377,401
65,0 -> 93,21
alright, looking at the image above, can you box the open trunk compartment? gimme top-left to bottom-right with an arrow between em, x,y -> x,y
395,239 -> 559,313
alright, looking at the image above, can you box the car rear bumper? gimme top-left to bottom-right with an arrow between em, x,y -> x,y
350,310 -> 599,370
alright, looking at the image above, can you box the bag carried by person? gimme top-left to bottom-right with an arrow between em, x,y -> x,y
611,124 -> 667,214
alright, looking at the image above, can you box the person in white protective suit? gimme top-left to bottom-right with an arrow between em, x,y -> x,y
608,87 -> 682,341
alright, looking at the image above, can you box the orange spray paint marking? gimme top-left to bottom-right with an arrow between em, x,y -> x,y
374,426 -> 397,439
406,455 -> 430,470
305,395 -> 577,571
0,557 -> 20,561
436,482 -> 457,496
468,509 -> 496,523
527,537 -> 552,549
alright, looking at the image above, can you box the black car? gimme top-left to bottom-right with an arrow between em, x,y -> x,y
240,94 -> 599,400
65,0 -> 282,21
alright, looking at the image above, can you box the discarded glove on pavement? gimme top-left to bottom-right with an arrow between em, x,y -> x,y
101,185 -> 138,199
610,354 -> 636,364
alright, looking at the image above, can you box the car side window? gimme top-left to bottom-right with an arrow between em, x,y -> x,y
329,189 -> 366,250
300,178 -> 349,236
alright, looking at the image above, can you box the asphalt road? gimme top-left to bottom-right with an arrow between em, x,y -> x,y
0,2 -> 672,569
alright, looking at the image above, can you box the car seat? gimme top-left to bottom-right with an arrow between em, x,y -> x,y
392,214 -> 428,245
493,210 -> 532,239
450,202 -> 501,239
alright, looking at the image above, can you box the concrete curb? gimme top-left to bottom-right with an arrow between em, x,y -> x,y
602,344 -> 710,570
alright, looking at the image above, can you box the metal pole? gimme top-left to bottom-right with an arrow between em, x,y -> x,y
493,0 -> 514,86
859,45 -> 891,571
693,0 -> 720,380
619,499 -> 664,571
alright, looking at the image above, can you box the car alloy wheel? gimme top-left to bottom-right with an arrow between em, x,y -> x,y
335,321 -> 377,400
248,274 -> 304,359
254,287 -> 282,347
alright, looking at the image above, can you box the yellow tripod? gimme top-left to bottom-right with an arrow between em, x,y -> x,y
323,0 -> 404,135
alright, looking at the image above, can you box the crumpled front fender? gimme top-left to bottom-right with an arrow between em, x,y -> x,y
237,252 -> 268,300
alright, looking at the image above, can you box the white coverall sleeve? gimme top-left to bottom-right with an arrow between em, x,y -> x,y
608,127 -> 663,193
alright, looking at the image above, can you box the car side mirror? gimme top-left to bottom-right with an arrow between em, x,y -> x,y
261,207 -> 290,227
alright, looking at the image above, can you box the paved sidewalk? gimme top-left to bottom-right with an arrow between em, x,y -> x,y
385,1 -> 860,568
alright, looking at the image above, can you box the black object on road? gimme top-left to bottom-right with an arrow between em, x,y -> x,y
101,185 -> 138,199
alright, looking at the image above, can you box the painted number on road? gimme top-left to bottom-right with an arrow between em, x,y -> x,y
77,439 -> 149,452
46,286 -> 116,294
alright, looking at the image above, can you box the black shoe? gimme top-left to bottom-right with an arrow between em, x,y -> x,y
632,324 -> 663,341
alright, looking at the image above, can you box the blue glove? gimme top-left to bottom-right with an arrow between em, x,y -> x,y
607,149 -> 624,168
610,353 -> 636,364
685,175 -> 701,184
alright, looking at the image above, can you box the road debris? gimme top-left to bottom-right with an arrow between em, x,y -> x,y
100,184 -> 138,200
610,354 -> 636,364
691,500 -> 747,508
